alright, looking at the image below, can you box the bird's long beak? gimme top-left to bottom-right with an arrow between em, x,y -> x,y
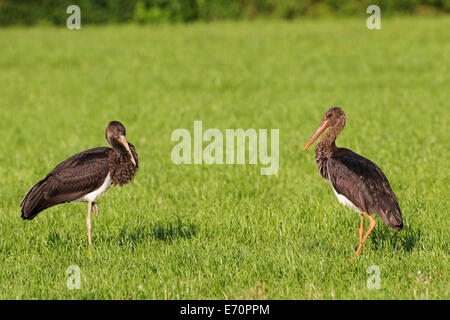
118,135 -> 137,166
303,120 -> 330,151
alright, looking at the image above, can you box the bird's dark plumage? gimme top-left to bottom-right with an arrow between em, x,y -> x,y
109,142 -> 139,186
303,107 -> 403,260
21,148 -> 110,220
20,121 -> 138,222
327,148 -> 403,231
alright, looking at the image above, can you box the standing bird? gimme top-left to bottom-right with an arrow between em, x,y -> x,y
20,121 -> 138,245
303,107 -> 403,261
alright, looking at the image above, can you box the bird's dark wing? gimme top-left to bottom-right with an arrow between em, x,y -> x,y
21,147 -> 111,220
327,148 -> 403,230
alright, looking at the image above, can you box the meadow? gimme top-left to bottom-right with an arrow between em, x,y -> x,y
0,17 -> 448,299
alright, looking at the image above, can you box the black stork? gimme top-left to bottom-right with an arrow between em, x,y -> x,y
20,121 -> 138,245
303,107 -> 403,261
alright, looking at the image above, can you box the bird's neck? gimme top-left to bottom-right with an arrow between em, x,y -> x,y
108,145 -> 138,186
314,118 -> 345,178
112,144 -> 129,159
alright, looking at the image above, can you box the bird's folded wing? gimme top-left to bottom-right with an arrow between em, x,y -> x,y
43,148 -> 111,201
328,148 -> 400,215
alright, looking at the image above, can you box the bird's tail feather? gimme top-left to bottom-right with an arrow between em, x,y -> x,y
384,204 -> 403,231
20,180 -> 51,220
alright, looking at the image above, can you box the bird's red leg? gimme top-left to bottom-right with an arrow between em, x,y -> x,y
350,214 -> 365,263
86,202 -> 92,245
351,212 -> 376,261
361,213 -> 376,246
358,213 -> 364,244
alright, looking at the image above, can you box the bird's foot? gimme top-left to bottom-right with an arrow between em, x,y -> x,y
349,246 -> 362,264
93,202 -> 98,217
350,252 -> 360,264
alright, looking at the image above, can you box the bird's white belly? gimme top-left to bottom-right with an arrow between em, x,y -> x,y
329,183 -> 362,213
327,168 -> 362,214
73,174 -> 111,203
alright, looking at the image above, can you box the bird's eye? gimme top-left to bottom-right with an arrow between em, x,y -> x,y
327,114 -> 331,118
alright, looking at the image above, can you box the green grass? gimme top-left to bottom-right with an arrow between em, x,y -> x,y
0,17 -> 449,299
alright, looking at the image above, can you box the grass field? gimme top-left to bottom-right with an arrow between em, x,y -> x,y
0,17 -> 448,300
